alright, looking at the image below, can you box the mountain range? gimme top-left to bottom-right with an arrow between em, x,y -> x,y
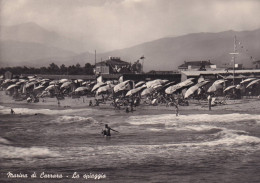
0,22 -> 259,71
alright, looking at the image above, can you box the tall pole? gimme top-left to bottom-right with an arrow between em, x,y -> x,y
229,35 -> 238,85
233,35 -> 236,85
95,50 -> 96,75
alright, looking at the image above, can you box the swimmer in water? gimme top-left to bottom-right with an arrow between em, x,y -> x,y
102,124 -> 119,137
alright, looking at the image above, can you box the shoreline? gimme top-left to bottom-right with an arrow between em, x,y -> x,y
1,91 -> 260,116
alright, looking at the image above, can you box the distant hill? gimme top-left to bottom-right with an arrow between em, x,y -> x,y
0,40 -> 76,67
0,22 -> 86,54
96,29 -> 260,71
0,23 -> 259,70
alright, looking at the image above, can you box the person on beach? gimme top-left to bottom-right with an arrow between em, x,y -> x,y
10,108 -> 15,114
208,94 -> 212,111
102,124 -> 119,137
89,100 -> 93,106
174,103 -> 179,116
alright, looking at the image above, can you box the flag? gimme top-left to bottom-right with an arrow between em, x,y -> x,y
119,76 -> 123,83
97,76 -> 103,83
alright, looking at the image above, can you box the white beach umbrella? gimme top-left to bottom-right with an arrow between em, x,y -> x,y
25,81 -> 36,88
165,78 -> 194,94
91,82 -> 106,92
96,85 -> 113,95
135,81 -> 145,87
212,79 -> 226,85
59,79 -> 69,84
141,87 -> 155,96
125,86 -> 145,97
49,80 -> 59,85
223,85 -> 236,92
207,79 -> 226,93
45,85 -> 55,91
6,84 -> 17,91
61,81 -> 72,89
77,79 -> 84,83
113,80 -> 130,93
246,79 -> 260,88
240,78 -> 256,84
146,79 -> 167,88
75,86 -> 90,92
207,84 -> 222,93
33,85 -> 45,91
184,80 -> 209,98
152,84 -> 163,90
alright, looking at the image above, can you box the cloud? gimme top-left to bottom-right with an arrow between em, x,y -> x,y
1,0 -> 260,52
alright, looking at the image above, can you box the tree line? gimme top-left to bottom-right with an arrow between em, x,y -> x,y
0,63 -> 95,75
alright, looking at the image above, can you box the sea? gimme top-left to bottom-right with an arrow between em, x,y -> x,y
0,104 -> 260,183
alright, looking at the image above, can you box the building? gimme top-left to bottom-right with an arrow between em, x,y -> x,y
4,71 -> 12,79
178,60 -> 216,71
95,57 -> 131,74
253,60 -> 260,69
181,69 -> 260,84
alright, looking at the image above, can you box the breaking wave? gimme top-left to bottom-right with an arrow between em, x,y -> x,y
0,145 -> 58,160
0,105 -> 92,115
53,115 -> 98,124
0,137 -> 11,144
128,113 -> 260,126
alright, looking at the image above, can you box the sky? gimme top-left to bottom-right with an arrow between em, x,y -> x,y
1,0 -> 260,52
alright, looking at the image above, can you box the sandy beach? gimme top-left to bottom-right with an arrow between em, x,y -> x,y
1,91 -> 259,115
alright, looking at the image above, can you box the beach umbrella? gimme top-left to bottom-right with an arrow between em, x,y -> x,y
240,78 -> 256,84
91,82 -> 106,92
77,79 -> 84,83
207,79 -> 226,93
223,85 -> 236,92
33,85 -> 45,91
29,78 -> 36,82
141,88 -> 155,96
45,85 -> 55,91
207,84 -> 223,93
106,80 -> 113,85
246,79 -> 260,88
75,86 -> 90,92
135,81 -> 145,87
163,81 -> 175,88
25,81 -> 36,88
19,79 -> 27,83
152,84 -> 163,90
49,80 -> 59,85
61,81 -> 72,89
146,79 -> 167,88
184,80 -> 209,98
96,85 -> 113,95
236,84 -> 241,89
113,80 -> 130,93
125,86 -> 145,97
6,84 -> 17,91
212,79 -> 226,85
165,78 -> 194,94
59,79 -> 69,83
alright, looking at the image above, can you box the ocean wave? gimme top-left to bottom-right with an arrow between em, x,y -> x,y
0,137 -> 11,144
0,145 -> 59,160
128,113 -> 260,126
0,105 -> 92,115
53,115 -> 98,124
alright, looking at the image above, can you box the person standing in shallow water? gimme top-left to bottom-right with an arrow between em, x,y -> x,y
10,108 -> 15,114
102,124 -> 119,137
